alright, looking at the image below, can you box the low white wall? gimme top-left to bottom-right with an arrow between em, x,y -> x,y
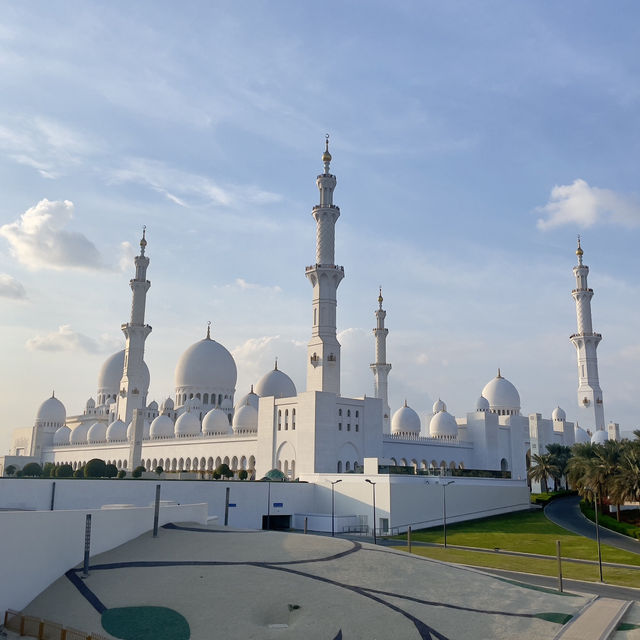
0,502 -> 208,615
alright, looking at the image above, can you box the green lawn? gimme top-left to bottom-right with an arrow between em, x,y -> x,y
392,510 -> 640,566
395,546 -> 640,588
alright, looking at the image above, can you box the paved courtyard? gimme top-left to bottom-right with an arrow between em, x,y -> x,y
20,523 -> 632,640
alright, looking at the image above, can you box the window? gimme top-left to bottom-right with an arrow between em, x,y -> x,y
338,423 -> 342,431
347,410 -> 351,417
347,423 -> 351,431
355,410 -> 359,418
203,393 -> 209,404
278,409 -> 282,431
292,408 -> 296,430
338,409 -> 342,416
355,424 -> 359,432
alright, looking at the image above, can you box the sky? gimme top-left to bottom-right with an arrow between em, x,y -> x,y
1,1 -> 639,452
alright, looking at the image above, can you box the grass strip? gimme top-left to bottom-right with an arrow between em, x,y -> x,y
396,546 -> 640,588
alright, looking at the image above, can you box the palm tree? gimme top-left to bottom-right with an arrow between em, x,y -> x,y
546,443 -> 572,490
567,442 -> 598,494
593,440 -> 624,520
611,444 -> 640,507
528,453 -> 560,493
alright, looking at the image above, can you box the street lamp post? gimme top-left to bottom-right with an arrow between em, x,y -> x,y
365,479 -> 377,544
426,478 -> 455,548
594,491 -> 603,582
330,479 -> 342,537
266,481 -> 271,531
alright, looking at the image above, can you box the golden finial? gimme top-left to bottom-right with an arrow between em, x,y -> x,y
139,225 -> 147,255
274,357 -> 278,371
378,286 -> 383,309
404,398 -> 408,408
206,321 -> 211,340
497,368 -> 502,378
250,384 -> 254,393
576,234 -> 583,260
322,133 -> 332,165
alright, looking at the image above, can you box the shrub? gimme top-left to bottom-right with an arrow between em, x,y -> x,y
16,469 -> 24,478
73,467 -> 85,478
22,462 -> 43,477
105,464 -> 118,478
42,462 -> 56,478
55,464 -> 74,478
117,469 -> 126,479
216,463 -> 234,479
132,465 -> 145,478
212,471 -> 221,480
238,469 -> 248,481
5,464 -> 16,477
85,458 -> 107,478
155,466 -> 163,476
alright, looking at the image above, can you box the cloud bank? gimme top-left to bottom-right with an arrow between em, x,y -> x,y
0,274 -> 27,299
26,325 -> 121,354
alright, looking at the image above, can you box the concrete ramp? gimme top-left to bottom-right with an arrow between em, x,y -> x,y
554,597 -> 632,640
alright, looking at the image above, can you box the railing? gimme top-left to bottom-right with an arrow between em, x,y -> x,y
3,609 -> 109,640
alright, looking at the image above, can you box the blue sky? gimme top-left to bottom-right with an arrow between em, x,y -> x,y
1,1 -> 639,450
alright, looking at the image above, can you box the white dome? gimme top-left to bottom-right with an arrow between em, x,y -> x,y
221,397 -> 233,410
150,414 -> 174,439
147,400 -> 158,412
255,365 -> 297,399
432,398 -> 446,413
36,394 -> 66,426
160,397 -> 174,412
476,396 -> 490,411
86,397 -> 96,409
232,403 -> 258,433
106,419 -> 127,442
391,402 -> 421,435
174,335 -> 237,395
175,411 -> 201,437
481,370 -> 520,414
575,424 -> 590,443
235,387 -> 259,411
429,410 -> 458,438
87,422 -> 107,443
53,425 -> 71,445
591,429 -> 608,444
98,350 -> 150,400
70,423 -> 89,445
552,406 -> 566,421
203,408 -> 232,435
126,419 -> 150,440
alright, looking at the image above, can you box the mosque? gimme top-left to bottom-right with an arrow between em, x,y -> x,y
0,142 -> 621,483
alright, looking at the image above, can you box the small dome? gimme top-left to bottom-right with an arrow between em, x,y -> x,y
86,397 -> 96,409
233,403 -> 258,433
53,425 -> 71,445
147,400 -> 158,412
98,350 -> 150,398
87,422 -> 107,443
203,408 -> 232,435
433,398 -> 446,413
575,424 -> 590,443
591,429 -> 608,444
481,370 -> 521,414
106,419 -> 127,442
36,394 -> 66,426
254,365 -> 297,399
126,419 -> 151,440
150,414 -> 174,439
429,410 -> 458,438
175,411 -> 201,437
221,397 -> 233,410
160,397 -> 174,412
391,402 -> 421,435
262,468 -> 287,481
552,406 -> 566,421
234,386 -> 259,411
476,396 -> 490,411
174,336 -> 237,393
70,423 -> 89,445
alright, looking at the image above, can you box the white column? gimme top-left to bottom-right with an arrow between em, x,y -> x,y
569,238 -> 604,431
306,137 -> 344,394
117,229 -> 152,424
370,289 -> 392,433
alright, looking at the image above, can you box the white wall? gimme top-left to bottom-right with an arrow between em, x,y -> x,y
0,502 -> 207,615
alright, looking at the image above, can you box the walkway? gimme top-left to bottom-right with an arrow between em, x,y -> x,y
545,496 -> 640,556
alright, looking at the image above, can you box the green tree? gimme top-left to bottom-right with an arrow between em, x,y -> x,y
132,465 -> 145,478
105,463 -> 118,478
545,443 -> 572,490
216,463 -> 233,479
55,464 -> 74,478
567,442 -> 598,493
212,471 -> 221,480
73,466 -> 85,478
117,469 -> 126,479
238,469 -> 248,480
5,464 -> 16,477
155,466 -> 163,476
527,453 -> 559,493
85,458 -> 107,478
22,462 -> 43,477
16,469 -> 24,478
42,462 -> 56,478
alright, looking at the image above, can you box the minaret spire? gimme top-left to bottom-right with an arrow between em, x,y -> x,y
116,227 -> 152,423
371,288 -> 392,432
306,136 -> 344,394
569,239 -> 604,432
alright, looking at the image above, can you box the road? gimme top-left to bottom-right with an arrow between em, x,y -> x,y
545,495 -> 640,555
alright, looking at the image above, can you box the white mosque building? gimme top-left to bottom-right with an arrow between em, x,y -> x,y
1,142 -> 621,482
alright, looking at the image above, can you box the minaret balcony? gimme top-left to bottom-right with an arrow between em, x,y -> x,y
312,204 -> 339,211
305,263 -> 344,273
570,332 -> 602,339
572,288 -> 593,293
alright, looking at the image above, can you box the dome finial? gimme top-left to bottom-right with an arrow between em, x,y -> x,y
378,286 -> 383,309
140,225 -> 147,256
250,384 -> 254,393
576,234 -> 583,264
322,133 -> 332,173
206,321 -> 211,340
404,398 -> 407,408
497,367 -> 502,378
52,389 -> 55,398
274,356 -> 278,371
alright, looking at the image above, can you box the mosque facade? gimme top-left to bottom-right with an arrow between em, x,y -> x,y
1,143 -> 621,482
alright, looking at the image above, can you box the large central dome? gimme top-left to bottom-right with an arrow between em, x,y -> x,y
481,369 -> 520,416
97,349 -> 150,405
174,332 -> 237,408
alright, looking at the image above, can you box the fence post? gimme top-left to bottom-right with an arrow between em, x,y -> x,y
83,514 -> 92,577
153,484 -> 161,537
224,487 -> 230,526
556,539 -> 563,593
50,481 -> 56,511
408,526 -> 412,553
304,517 -> 308,534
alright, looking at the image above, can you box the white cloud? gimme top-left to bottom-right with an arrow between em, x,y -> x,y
0,199 -> 105,270
232,278 -> 282,294
26,325 -> 121,354
536,179 -> 640,230
0,274 -> 26,299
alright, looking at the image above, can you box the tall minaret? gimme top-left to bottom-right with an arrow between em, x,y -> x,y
570,237 -> 605,432
117,228 -> 152,424
371,288 -> 392,433
306,136 -> 344,394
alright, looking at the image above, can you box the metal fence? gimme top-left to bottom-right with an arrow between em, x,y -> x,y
3,609 -> 109,640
